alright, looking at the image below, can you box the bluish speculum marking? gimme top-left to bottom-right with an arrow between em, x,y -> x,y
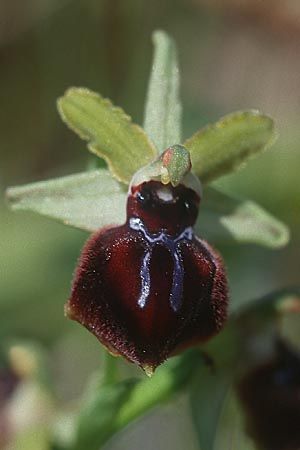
138,250 -> 151,308
129,217 -> 193,312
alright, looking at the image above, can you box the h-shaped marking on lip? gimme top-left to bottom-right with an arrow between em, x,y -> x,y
129,217 -> 194,312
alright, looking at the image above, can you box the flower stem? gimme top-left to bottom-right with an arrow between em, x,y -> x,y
103,351 -> 118,385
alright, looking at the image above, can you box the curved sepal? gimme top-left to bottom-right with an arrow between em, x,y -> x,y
58,88 -> 157,184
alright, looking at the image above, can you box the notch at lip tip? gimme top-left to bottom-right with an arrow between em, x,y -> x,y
143,364 -> 155,377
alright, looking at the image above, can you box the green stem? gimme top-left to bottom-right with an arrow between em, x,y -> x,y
68,350 -> 205,450
109,350 -> 204,442
103,351 -> 118,385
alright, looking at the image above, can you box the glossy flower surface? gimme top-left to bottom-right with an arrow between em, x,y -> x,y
66,167 -> 228,373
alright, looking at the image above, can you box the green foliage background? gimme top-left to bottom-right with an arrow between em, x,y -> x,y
1,1 -> 300,449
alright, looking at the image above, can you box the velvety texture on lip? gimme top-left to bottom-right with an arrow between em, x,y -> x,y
66,180 -> 228,372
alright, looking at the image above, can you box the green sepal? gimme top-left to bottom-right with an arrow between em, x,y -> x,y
58,88 -> 156,184
6,170 -> 127,232
144,30 -> 182,153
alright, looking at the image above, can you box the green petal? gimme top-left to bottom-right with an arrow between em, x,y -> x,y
57,88 -> 156,184
184,111 -> 277,183
143,30 -> 182,153
198,187 -> 290,248
6,170 -> 127,232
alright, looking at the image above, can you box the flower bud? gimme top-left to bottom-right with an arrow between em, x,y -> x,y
237,340 -> 300,450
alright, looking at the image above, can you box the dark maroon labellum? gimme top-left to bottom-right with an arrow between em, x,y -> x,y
66,178 -> 228,373
237,341 -> 300,450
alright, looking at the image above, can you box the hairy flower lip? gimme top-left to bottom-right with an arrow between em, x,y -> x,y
66,178 -> 228,373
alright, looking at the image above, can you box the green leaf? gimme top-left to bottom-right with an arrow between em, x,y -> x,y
190,368 -> 231,450
73,378 -> 139,450
72,350 -> 204,450
57,88 -> 156,184
144,30 -> 182,153
6,169 -> 127,232
198,187 -> 289,248
184,111 -> 277,183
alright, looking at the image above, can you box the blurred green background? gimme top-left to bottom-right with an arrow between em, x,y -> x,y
0,1 -> 299,449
